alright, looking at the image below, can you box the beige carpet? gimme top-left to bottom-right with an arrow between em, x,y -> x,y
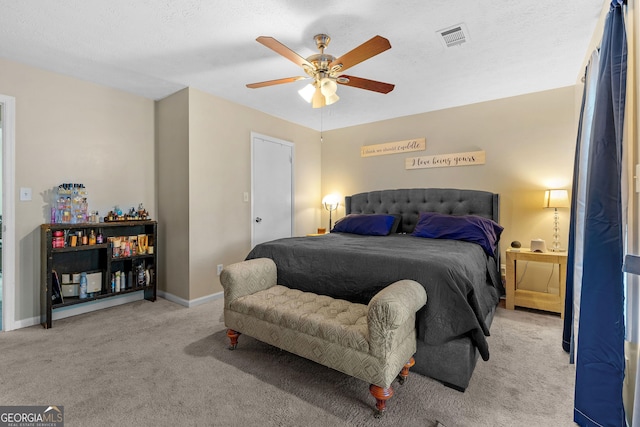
0,297 -> 575,426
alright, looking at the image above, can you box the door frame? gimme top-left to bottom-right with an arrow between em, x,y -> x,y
250,132 -> 294,248
0,94 -> 16,331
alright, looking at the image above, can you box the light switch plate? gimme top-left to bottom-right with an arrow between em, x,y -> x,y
20,187 -> 32,201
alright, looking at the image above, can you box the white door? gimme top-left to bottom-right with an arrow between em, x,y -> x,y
0,94 -> 16,331
251,133 -> 293,248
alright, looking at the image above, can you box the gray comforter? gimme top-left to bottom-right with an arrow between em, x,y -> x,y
246,232 -> 502,361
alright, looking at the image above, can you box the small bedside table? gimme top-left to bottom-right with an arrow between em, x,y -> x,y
505,248 -> 568,318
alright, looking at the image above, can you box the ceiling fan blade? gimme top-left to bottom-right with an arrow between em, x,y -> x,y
246,76 -> 307,89
329,36 -> 391,73
256,36 -> 314,69
337,75 -> 395,94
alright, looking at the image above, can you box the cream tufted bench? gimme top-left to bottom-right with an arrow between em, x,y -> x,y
220,257 -> 427,417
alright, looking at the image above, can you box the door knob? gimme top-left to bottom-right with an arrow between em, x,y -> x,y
255,217 -> 262,223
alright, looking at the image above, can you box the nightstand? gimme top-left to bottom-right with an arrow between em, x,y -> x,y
505,248 -> 568,318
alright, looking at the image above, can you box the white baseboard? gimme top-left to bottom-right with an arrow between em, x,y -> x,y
52,292 -> 144,321
9,290 -> 224,330
157,290 -> 223,307
10,292 -> 145,330
14,315 -> 41,330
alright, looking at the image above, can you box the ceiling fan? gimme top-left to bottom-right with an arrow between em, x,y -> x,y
246,34 -> 395,108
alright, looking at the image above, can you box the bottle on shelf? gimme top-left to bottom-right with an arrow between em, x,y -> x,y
79,272 -> 88,299
96,229 -> 104,244
137,264 -> 145,287
89,229 -> 96,245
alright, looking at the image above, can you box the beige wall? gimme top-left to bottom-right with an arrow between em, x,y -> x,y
0,57 -> 321,325
0,54 -> 579,323
321,86 -> 578,290
0,58 -> 156,322
159,88 -> 321,301
156,88 -> 190,300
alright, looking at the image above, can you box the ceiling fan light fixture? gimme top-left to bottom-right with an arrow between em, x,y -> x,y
320,77 -> 339,106
298,83 -> 316,103
247,34 -> 394,107
320,77 -> 338,96
312,86 -> 326,108
324,92 -> 339,106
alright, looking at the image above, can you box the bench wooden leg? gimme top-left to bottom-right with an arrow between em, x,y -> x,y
398,357 -> 415,385
227,329 -> 241,350
369,384 -> 394,418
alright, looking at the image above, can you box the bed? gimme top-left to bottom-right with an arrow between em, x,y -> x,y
246,188 -> 503,391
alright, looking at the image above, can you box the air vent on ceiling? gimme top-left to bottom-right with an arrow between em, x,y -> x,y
437,23 -> 470,48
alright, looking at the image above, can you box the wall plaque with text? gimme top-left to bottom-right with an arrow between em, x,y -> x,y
405,150 -> 485,169
361,138 -> 426,157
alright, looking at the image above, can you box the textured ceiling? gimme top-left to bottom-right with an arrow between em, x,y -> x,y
0,1 -> 604,130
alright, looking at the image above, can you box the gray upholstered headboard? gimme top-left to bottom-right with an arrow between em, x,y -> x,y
345,188 -> 500,235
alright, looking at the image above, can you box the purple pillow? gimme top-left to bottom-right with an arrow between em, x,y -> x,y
411,212 -> 503,256
332,214 -> 396,236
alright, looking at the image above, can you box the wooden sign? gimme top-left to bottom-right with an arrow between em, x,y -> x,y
405,150 -> 485,170
361,138 -> 426,157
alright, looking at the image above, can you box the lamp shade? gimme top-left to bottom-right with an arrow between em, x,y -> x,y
543,189 -> 570,209
320,78 -> 338,97
298,83 -> 315,103
320,78 -> 339,105
312,86 -> 325,108
324,92 -> 339,106
322,194 -> 339,211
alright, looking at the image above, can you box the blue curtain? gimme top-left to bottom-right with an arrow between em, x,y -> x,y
562,73 -> 586,355
563,47 -> 601,360
568,1 -> 627,425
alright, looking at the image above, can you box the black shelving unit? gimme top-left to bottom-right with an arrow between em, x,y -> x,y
41,220 -> 157,328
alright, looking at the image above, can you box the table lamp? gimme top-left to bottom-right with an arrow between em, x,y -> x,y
322,194 -> 340,230
543,189 -> 570,252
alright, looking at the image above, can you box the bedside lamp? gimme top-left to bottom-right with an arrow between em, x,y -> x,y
543,189 -> 570,252
322,194 -> 340,230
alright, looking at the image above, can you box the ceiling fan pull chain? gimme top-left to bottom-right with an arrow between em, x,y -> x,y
320,108 -> 323,143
